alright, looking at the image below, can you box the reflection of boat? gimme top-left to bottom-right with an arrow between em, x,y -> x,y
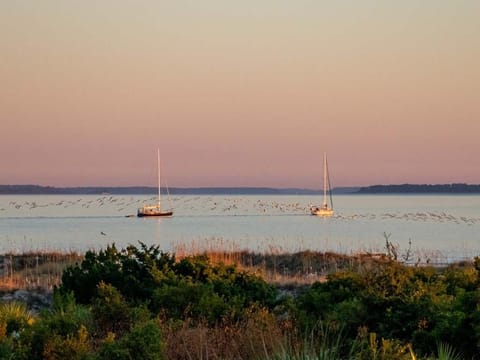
137,149 -> 173,217
310,152 -> 334,216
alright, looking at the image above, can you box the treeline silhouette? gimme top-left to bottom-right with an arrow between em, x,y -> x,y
3,184 -> 480,195
357,183 -> 480,193
0,184 -> 322,195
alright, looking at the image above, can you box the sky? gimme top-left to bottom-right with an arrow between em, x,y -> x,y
1,1 -> 479,188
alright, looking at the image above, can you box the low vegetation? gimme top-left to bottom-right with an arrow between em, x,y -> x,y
0,242 -> 479,359
0,252 -> 82,291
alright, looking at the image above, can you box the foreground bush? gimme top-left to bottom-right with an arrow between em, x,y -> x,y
61,243 -> 278,323
296,258 -> 480,358
2,243 -> 480,358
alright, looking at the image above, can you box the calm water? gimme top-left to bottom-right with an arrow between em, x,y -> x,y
1,194 -> 479,263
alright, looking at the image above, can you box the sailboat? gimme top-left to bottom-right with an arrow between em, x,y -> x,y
137,149 -> 173,217
310,152 -> 334,216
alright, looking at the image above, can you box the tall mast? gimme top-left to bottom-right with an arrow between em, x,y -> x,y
323,152 -> 327,207
157,148 -> 161,208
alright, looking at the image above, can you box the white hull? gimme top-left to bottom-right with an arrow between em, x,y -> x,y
310,206 -> 334,216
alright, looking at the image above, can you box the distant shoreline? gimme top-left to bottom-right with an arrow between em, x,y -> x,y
1,184 -> 480,195
0,185 -> 325,195
357,183 -> 480,194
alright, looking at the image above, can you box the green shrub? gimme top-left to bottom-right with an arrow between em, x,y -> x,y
0,301 -> 33,336
60,243 -> 278,323
42,325 -> 91,360
91,282 -> 131,337
16,292 -> 92,360
295,259 -> 480,357
61,243 -> 176,305
96,320 -> 164,360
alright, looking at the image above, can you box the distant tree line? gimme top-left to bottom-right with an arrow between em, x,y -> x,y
0,185 -> 153,195
0,185 -> 322,195
3,183 -> 479,195
357,183 -> 480,194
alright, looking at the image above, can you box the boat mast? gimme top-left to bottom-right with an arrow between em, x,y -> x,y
327,155 -> 333,210
157,148 -> 161,208
323,152 -> 327,207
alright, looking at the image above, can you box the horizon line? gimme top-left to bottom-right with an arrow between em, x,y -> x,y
1,183 -> 480,196
0,183 -> 477,189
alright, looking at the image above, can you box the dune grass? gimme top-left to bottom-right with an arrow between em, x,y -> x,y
0,252 -> 82,291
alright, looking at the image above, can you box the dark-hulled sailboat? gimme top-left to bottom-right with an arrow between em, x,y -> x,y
137,149 -> 173,217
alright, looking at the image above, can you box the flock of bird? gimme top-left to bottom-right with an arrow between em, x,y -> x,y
337,211 -> 478,225
1,196 -> 479,226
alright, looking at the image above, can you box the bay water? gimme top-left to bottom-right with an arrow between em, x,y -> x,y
1,194 -> 479,264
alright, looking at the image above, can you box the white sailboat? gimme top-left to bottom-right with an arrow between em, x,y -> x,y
310,152 -> 334,216
137,149 -> 173,217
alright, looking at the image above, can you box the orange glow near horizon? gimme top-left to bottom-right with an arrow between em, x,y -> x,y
1,1 -> 479,188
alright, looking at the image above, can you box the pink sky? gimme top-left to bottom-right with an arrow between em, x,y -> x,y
1,1 -> 479,188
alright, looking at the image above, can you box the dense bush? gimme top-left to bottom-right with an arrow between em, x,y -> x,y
2,243 -> 274,358
14,292 -> 92,360
61,243 -> 278,323
61,243 -> 176,304
295,258 -> 480,358
3,244 -> 480,358
96,320 -> 164,360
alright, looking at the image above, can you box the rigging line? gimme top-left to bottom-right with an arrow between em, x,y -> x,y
165,178 -> 173,211
327,156 -> 334,210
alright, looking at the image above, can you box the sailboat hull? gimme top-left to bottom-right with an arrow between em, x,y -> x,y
310,207 -> 334,216
137,211 -> 173,217
137,205 -> 173,217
